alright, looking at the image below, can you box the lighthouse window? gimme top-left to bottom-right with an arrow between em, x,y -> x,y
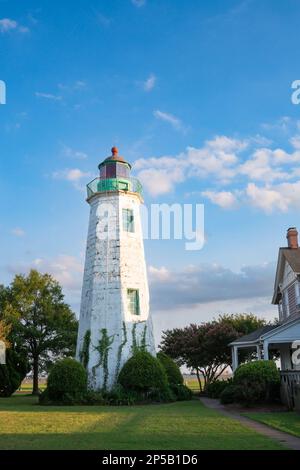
127,289 -> 140,316
122,208 -> 135,233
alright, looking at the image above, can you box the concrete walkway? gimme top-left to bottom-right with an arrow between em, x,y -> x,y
200,397 -> 300,450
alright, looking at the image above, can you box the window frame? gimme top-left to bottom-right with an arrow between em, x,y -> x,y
127,288 -> 140,316
122,208 -> 135,233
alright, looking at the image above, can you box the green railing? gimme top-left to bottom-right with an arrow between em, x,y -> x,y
87,177 -> 143,199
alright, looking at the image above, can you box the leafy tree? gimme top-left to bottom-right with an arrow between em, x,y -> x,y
160,322 -> 238,390
2,270 -> 78,395
160,314 -> 267,391
218,313 -> 266,336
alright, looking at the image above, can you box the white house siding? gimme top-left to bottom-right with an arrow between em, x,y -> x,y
281,261 -> 299,319
76,191 -> 156,391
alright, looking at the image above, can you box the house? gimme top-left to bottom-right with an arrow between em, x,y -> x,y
229,228 -> 300,406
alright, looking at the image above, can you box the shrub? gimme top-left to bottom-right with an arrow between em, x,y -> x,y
0,349 -> 29,397
220,384 -> 237,404
171,384 -> 193,401
157,352 -> 183,385
233,360 -> 280,405
148,386 -> 176,403
118,350 -> 169,394
205,379 -> 232,399
46,358 -> 87,402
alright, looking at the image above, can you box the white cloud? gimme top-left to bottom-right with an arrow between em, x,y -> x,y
153,110 -> 185,132
0,18 -> 29,33
202,190 -> 238,209
134,135 -> 247,195
131,0 -> 146,7
246,181 -> 300,213
11,228 -> 25,237
52,168 -> 91,192
143,74 -> 156,91
62,145 -> 88,160
53,168 -> 91,182
35,92 -> 62,101
6,255 -> 84,305
58,81 -> 87,92
134,125 -> 300,213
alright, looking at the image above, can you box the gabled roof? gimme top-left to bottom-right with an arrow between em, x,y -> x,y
229,325 -> 278,346
272,247 -> 300,304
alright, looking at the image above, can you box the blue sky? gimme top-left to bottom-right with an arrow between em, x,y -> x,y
1,0 -> 300,343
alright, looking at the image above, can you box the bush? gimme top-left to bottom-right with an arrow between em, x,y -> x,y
205,379 -> 232,399
220,384 -> 237,404
46,358 -> 87,402
157,352 -> 183,385
171,384 -> 193,401
234,360 -> 280,405
118,351 -> 169,394
0,349 -> 29,397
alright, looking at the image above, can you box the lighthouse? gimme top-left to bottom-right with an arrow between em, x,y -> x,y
76,147 -> 156,390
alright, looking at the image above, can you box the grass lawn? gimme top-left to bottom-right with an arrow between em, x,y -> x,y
244,411 -> 300,439
0,395 -> 286,450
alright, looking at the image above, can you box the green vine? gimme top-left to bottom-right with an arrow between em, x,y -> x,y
131,322 -> 138,353
141,324 -> 147,351
79,329 -> 91,369
115,322 -> 128,379
93,328 -> 114,390
131,322 -> 148,353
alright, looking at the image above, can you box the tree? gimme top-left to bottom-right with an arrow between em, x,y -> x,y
159,314 -> 268,391
160,322 -> 238,391
2,270 -> 78,395
218,313 -> 266,336
1,292 -> 30,397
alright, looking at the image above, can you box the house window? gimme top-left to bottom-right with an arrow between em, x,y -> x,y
122,208 -> 134,233
127,289 -> 140,316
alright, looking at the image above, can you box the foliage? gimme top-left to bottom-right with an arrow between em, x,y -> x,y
0,349 -> 29,397
233,360 -> 280,405
205,379 -> 232,399
46,358 -> 87,403
93,328 -> 114,390
157,352 -> 183,385
160,322 -> 238,390
118,350 -> 168,394
1,270 -> 78,394
219,313 -> 267,362
0,314 -> 29,397
0,320 -> 11,349
160,314 -> 270,391
79,330 -> 91,369
219,313 -> 266,337
170,384 -> 193,401
115,322 -> 127,379
220,384 -> 237,404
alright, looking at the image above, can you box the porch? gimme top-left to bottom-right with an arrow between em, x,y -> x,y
229,317 -> 300,409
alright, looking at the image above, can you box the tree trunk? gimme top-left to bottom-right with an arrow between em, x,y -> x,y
32,357 -> 39,395
196,369 -> 202,393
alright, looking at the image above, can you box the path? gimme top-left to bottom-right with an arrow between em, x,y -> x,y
200,397 -> 300,451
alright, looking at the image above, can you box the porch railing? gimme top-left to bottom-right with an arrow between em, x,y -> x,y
280,370 -> 300,410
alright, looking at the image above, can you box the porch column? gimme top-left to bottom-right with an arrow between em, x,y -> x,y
231,346 -> 239,372
263,340 -> 269,360
256,344 -> 261,360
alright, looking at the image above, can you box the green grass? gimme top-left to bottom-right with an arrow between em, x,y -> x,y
0,395 -> 286,450
244,411 -> 300,438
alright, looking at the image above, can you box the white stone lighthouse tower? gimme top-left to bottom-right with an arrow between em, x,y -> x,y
76,147 -> 156,390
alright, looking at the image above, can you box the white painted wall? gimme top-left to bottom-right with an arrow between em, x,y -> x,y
76,191 -> 156,390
